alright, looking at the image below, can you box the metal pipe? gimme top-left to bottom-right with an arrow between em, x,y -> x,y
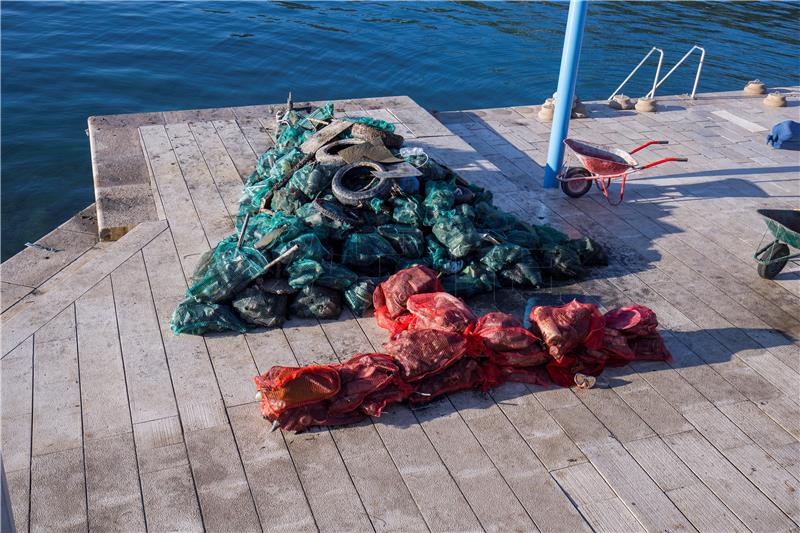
544,0 -> 589,188
646,45 -> 705,99
690,46 -> 705,99
607,47 -> 662,101
651,48 -> 664,98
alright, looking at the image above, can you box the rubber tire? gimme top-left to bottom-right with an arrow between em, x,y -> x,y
315,139 -> 366,166
757,242 -> 790,279
332,161 -> 391,206
560,167 -> 593,198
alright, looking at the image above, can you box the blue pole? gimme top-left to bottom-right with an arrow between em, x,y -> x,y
543,0 -> 589,188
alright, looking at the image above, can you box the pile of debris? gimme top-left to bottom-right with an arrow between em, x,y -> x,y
254,266 -> 671,432
170,101 -> 607,335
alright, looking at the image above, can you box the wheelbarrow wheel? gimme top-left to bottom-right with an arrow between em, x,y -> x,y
560,167 -> 593,198
757,242 -> 790,279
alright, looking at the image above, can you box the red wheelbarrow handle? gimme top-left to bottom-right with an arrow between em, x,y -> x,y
638,156 -> 688,170
630,140 -> 669,154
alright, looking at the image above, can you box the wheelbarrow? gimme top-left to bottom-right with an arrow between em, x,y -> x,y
754,209 -> 800,279
557,139 -> 687,205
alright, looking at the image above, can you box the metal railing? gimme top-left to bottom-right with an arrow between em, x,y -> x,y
608,47 -> 664,101
645,45 -> 706,100
609,45 -> 706,102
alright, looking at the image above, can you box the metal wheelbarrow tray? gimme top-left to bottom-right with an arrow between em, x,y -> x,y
557,138 -> 687,205
754,209 -> 800,279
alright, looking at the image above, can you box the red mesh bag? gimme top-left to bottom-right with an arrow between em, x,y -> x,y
408,358 -> 489,405
406,292 -> 477,334
277,403 -> 366,432
384,328 -> 467,381
361,379 -> 416,417
373,266 -> 443,334
254,365 -> 340,419
327,353 -> 400,415
466,312 -> 548,366
629,333 -> 672,362
530,300 -> 604,361
597,328 -> 635,366
498,365 -> 549,386
603,305 -> 658,337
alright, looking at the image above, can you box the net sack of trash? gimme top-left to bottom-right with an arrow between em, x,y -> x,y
170,100 -> 607,335
254,266 -> 671,432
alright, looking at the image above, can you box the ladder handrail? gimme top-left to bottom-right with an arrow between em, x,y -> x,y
645,45 -> 706,100
607,47 -> 664,101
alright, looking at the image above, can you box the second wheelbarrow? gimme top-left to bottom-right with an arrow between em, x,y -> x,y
557,138 -> 687,205
754,209 -> 800,279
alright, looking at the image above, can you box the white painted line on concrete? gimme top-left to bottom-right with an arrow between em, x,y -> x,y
711,110 -> 768,133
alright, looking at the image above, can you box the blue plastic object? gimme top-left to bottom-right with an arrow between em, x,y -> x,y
766,120 -> 800,149
544,0 -> 589,188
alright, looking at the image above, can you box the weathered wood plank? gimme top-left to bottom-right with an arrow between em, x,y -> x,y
665,430 -> 794,532
139,124 -> 209,277
112,252 -> 179,424
76,278 -> 146,530
189,120 -> 247,216
0,337 -> 32,532
84,432 -> 146,531
625,436 -> 748,532
31,306 -> 82,457
492,383 -> 587,471
165,122 -> 235,243
76,277 -> 132,440
450,392 -> 591,532
552,462 -> 643,533
228,403 -> 316,532
1,220 -> 167,357
29,448 -> 87,533
213,119 -> 259,180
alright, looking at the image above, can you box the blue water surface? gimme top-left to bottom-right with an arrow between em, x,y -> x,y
2,1 -> 798,260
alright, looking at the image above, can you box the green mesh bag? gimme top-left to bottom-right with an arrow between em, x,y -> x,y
231,286 -> 287,328
480,243 -> 529,272
542,244 -> 584,278
344,277 -> 380,316
423,180 -> 457,224
277,233 -> 329,263
534,223 -> 570,249
431,209 -> 482,258
271,187 -> 306,215
171,299 -> 248,335
186,241 -> 269,303
377,224 -> 425,257
275,103 -> 335,151
441,263 -> 496,297
498,258 -> 542,288
287,259 -> 357,290
392,196 -> 423,226
426,236 -> 451,271
294,201 -> 351,242
289,163 -> 336,198
568,237 -> 608,266
342,116 -> 395,132
341,232 -> 396,268
236,212 -> 308,250
289,285 -> 342,319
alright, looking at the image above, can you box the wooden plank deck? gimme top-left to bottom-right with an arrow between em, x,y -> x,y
2,90 -> 799,532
